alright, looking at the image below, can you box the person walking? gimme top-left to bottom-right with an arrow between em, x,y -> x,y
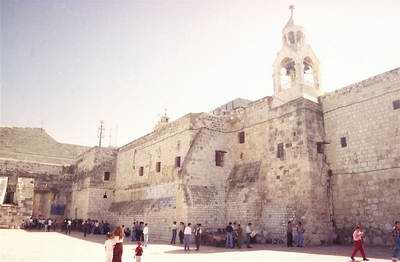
143,223 -> 149,247
134,241 -> 143,262
179,222 -> 185,245
245,223 -> 252,248
105,232 -> 115,262
350,224 -> 369,261
225,222 -> 234,248
184,223 -> 192,251
391,221 -> 400,262
112,226 -> 124,262
287,221 -> 293,247
194,224 -> 202,251
296,222 -> 305,247
170,221 -> 177,244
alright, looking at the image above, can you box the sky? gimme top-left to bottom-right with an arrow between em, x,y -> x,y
1,0 -> 399,147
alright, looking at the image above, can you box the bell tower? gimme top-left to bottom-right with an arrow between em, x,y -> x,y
272,6 -> 323,106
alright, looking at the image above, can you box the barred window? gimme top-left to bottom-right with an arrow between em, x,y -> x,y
238,131 -> 245,144
156,162 -> 161,173
139,167 -> 144,176
175,156 -> 181,168
215,151 -> 226,167
277,143 -> 285,160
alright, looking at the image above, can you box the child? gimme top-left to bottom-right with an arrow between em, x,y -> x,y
134,241 -> 143,262
105,232 -> 115,262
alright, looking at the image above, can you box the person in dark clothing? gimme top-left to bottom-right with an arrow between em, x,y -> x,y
287,221 -> 293,247
225,222 -> 234,248
179,222 -> 185,244
194,224 -> 202,251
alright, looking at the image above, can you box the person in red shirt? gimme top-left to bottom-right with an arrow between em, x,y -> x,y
134,241 -> 143,262
351,224 -> 369,261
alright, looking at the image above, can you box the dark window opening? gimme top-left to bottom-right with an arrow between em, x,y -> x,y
215,150 -> 226,167
156,162 -> 161,173
240,152 -> 244,160
317,142 -> 324,154
103,192 -> 108,199
103,171 -> 111,181
175,156 -> 181,168
277,143 -> 285,160
393,100 -> 400,110
4,191 -> 14,204
340,137 -> 347,148
238,131 -> 245,144
139,167 -> 144,176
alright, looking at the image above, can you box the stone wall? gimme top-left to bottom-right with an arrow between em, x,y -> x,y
321,67 -> 400,245
0,177 -> 34,228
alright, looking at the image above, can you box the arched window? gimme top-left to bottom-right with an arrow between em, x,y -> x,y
296,31 -> 303,44
288,31 -> 295,45
303,57 -> 315,86
280,57 -> 296,89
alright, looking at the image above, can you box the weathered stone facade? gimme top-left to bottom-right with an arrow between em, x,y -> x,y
1,12 -> 399,246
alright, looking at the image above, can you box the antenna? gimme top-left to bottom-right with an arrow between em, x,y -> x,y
97,120 -> 105,147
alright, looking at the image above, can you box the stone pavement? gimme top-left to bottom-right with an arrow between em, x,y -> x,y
0,229 -> 395,262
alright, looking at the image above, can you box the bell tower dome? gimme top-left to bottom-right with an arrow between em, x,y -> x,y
272,6 -> 323,106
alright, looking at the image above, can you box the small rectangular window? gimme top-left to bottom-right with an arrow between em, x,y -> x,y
139,167 -> 144,176
175,156 -> 181,168
238,131 -> 245,144
276,143 -> 285,160
156,162 -> 161,173
316,142 -> 324,154
4,191 -> 14,204
104,171 -> 110,181
340,137 -> 347,148
215,150 -> 225,167
393,100 -> 400,110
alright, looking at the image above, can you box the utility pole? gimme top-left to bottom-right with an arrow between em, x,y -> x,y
97,120 -> 105,147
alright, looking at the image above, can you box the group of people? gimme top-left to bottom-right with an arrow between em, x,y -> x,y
224,222 -> 255,249
81,219 -> 111,237
170,221 -> 203,251
349,221 -> 400,262
104,223 -> 149,262
24,216 -> 55,231
286,221 -> 306,247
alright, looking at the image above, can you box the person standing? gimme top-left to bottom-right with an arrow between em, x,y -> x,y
66,219 -> 72,235
225,222 -> 234,248
236,224 -> 243,249
47,218 -> 52,232
296,222 -> 305,247
179,222 -> 185,245
184,223 -> 192,251
143,223 -> 149,247
132,222 -> 137,242
391,221 -> 400,262
112,226 -> 124,262
287,221 -> 293,247
350,224 -> 369,261
134,241 -> 143,262
105,232 -> 115,262
194,224 -> 202,251
245,223 -> 252,248
170,221 -> 177,244
83,221 -> 88,237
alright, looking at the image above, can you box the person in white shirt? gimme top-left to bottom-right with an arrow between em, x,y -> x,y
170,221 -> 177,244
47,219 -> 52,232
104,232 -> 115,262
245,223 -> 252,248
184,223 -> 192,251
143,223 -> 149,247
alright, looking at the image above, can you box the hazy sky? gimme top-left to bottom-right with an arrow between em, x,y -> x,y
1,0 -> 399,147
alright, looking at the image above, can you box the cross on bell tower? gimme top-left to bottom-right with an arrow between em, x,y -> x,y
271,6 -> 323,107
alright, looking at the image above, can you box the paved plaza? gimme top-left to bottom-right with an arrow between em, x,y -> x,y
0,229 -> 395,262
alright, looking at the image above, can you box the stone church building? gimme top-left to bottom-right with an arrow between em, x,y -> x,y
1,11 -> 399,246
